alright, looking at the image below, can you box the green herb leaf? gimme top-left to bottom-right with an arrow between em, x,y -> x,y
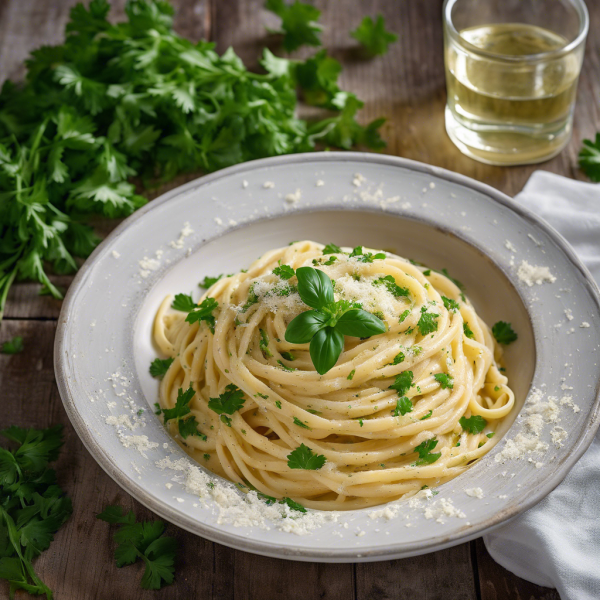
390,370 -> 413,396
149,357 -> 174,379
265,0 -> 323,52
172,294 -> 196,312
579,133 -> 600,181
459,415 -> 487,434
420,410 -> 432,420
287,443 -> 326,470
463,322 -> 475,339
373,275 -> 409,298
347,369 -> 356,380
322,243 -> 342,254
393,396 -> 412,416
433,373 -> 454,389
199,274 -> 228,288
97,505 -> 177,590
414,438 -> 441,465
1,336 -> 24,354
309,327 -> 344,375
399,309 -> 411,323
280,497 -> 307,512
273,264 -> 295,280
162,386 -> 195,423
293,416 -> 310,429
350,14 -> 398,56
280,351 -> 295,361
335,308 -> 386,338
391,351 -> 405,365
185,297 -> 219,331
442,296 -> 460,312
492,321 -> 518,345
417,306 -> 439,336
259,329 -> 273,358
296,266 -> 334,309
278,359 -> 296,372
208,384 -> 246,417
285,310 -> 328,343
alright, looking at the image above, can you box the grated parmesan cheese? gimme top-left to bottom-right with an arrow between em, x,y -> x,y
517,260 -> 556,286
465,487 -> 484,499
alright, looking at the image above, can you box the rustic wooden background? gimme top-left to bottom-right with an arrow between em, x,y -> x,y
3,0 -> 598,598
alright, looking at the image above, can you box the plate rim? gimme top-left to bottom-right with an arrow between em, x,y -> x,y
54,151 -> 600,561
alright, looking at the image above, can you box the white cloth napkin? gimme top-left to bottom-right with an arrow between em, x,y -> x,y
483,171 -> 600,600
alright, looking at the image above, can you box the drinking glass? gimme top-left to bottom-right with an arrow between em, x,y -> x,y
443,0 -> 589,165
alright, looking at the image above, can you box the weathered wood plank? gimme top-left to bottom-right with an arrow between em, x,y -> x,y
356,543 -> 477,600
475,539 -> 561,600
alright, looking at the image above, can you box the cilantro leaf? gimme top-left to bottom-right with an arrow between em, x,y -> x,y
322,243 -> 342,254
149,357 -> 174,379
171,293 -> 196,312
459,415 -> 487,434
417,306 -> 439,336
390,370 -> 413,396
414,438 -> 441,465
433,373 -> 454,389
97,505 -> 177,590
393,396 -> 412,416
373,275 -> 409,298
286,443 -> 326,470
492,321 -> 518,345
265,0 -> 323,52
1,336 -> 24,354
351,14 -> 398,57
273,264 -> 295,280
579,133 -> 600,181
208,384 -> 246,417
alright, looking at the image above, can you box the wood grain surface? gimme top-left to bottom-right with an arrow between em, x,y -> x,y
3,0 -> 594,598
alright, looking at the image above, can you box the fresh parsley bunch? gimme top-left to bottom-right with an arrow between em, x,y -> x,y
285,267 -> 386,374
0,425 -> 72,599
0,0 -> 386,323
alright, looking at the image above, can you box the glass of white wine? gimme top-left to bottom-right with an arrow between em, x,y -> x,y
443,0 -> 588,165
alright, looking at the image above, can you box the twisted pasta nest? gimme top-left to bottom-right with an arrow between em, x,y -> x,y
153,241 -> 514,510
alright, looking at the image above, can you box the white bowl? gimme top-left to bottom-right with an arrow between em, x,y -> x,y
55,152 -> 600,561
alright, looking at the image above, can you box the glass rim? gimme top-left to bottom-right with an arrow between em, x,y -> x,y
443,0 -> 589,62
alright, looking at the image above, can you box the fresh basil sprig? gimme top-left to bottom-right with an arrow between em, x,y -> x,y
285,267 -> 386,374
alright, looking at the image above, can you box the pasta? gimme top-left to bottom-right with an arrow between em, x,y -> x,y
153,241 -> 515,510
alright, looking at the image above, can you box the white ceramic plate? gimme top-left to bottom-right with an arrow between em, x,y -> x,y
55,153 -> 600,561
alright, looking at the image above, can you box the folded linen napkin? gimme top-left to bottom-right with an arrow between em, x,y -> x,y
483,171 -> 600,600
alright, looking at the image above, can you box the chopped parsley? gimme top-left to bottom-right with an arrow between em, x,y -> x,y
287,443 -> 326,470
442,296 -> 460,312
492,321 -> 518,345
399,309 -> 411,323
199,274 -> 229,289
293,416 -> 310,429
273,264 -> 295,280
185,297 -> 219,332
149,357 -> 174,379
414,438 -> 441,465
417,306 -> 439,336
160,386 -> 206,440
275,400 -> 282,409
256,392 -> 269,399
422,269 -> 431,276
208,384 -> 246,427
347,369 -> 356,380
390,370 -> 414,396
486,432 -> 495,439
171,293 -> 196,312
391,351 -> 405,365
1,336 -> 24,354
373,275 -> 409,298
259,329 -> 273,358
463,322 -> 475,339
420,410 -> 433,420
441,268 -> 466,302
323,243 -> 342,254
280,351 -> 295,361
459,415 -> 487,434
393,396 -> 413,416
278,360 -> 296,371
241,285 -> 259,312
349,246 -> 386,262
97,505 -> 177,590
433,373 -> 454,389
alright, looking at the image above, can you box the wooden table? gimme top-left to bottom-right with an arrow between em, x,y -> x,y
3,1 -> 598,598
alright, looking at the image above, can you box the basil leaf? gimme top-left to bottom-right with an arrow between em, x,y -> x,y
285,310 -> 328,344
335,309 -> 386,338
309,327 -> 344,375
296,266 -> 334,309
